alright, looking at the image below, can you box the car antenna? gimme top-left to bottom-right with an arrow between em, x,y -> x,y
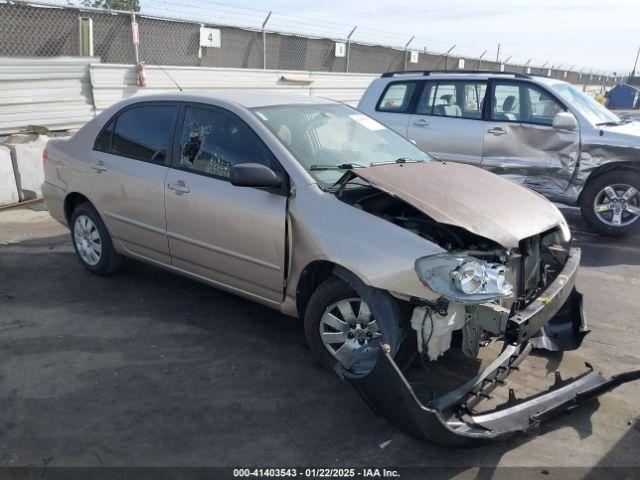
156,64 -> 183,92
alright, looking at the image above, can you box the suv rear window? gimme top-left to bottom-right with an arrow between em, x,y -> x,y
377,82 -> 416,113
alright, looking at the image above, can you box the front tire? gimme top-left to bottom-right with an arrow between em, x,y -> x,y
70,202 -> 125,275
579,170 -> 640,238
304,276 -> 414,373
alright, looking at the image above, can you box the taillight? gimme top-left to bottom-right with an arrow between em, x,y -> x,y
42,149 -> 48,165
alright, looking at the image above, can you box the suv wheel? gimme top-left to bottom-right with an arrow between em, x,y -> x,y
304,276 -> 414,373
579,170 -> 640,238
70,202 -> 125,274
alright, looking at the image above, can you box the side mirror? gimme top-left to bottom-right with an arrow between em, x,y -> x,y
552,111 -> 578,131
230,163 -> 282,189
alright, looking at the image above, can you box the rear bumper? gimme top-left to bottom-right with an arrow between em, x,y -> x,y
41,181 -> 67,227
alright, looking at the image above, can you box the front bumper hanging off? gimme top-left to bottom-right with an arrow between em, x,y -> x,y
350,341 -> 640,446
347,248 -> 640,446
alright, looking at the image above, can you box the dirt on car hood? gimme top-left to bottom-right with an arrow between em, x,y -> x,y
352,161 -> 566,248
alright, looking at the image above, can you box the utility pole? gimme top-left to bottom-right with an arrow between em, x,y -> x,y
632,44 -> 640,78
496,43 -> 501,63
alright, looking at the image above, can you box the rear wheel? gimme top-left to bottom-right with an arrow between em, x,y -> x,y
70,202 -> 125,274
579,170 -> 640,238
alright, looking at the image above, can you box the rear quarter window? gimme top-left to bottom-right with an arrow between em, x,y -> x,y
376,82 -> 416,113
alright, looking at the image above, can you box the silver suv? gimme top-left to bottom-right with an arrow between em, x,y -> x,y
359,70 -> 640,238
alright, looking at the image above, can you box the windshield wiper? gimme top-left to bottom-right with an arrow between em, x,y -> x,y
370,157 -> 425,166
309,163 -> 365,171
595,120 -> 625,126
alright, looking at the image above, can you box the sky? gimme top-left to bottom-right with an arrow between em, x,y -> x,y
187,0 -> 640,75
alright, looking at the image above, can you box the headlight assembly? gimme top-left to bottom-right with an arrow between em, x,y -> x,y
415,254 -> 514,304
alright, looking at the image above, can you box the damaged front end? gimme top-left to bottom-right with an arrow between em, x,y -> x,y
331,164 -> 640,446
344,248 -> 640,445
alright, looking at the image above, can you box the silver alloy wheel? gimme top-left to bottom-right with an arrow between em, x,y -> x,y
73,215 -> 102,266
593,184 -> 640,227
319,297 -> 382,364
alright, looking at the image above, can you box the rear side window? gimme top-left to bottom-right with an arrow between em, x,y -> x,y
94,118 -> 114,153
377,82 -> 416,112
94,104 -> 177,163
417,81 -> 487,119
112,105 -> 176,163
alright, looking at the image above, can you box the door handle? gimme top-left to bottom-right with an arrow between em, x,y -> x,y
91,161 -> 106,172
488,127 -> 507,136
412,118 -> 429,127
167,180 -> 190,194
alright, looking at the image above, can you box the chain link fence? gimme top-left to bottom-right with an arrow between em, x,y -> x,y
0,0 -> 619,86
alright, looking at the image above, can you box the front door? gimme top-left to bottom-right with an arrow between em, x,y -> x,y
407,80 -> 487,166
481,80 -> 580,195
164,104 -> 287,305
91,102 -> 178,264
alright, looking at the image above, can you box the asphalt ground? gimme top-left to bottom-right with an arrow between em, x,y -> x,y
0,203 -> 639,472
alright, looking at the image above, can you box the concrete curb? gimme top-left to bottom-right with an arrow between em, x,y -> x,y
0,144 -> 20,207
4,134 -> 49,202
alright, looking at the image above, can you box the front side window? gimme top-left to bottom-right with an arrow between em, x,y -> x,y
252,103 -> 432,187
377,82 -> 416,112
179,106 -> 275,180
109,105 -> 176,163
550,82 -> 620,125
491,82 -> 565,126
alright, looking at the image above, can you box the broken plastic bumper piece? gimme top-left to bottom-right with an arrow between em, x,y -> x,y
350,342 -> 640,446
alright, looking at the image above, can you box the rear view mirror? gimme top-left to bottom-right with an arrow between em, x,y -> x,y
552,112 -> 578,131
230,163 -> 282,189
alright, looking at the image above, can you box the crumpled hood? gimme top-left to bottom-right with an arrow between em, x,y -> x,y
352,162 -> 567,248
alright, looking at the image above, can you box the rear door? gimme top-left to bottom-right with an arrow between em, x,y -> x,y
407,80 -> 487,166
481,80 -> 580,195
91,102 -> 178,264
164,103 -> 287,305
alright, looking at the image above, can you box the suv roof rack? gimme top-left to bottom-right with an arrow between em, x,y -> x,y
380,70 -> 531,79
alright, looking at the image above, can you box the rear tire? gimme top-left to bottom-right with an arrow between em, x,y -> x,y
70,202 -> 125,275
579,170 -> 640,238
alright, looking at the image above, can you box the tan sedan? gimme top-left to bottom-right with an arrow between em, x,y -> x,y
42,91 -> 639,445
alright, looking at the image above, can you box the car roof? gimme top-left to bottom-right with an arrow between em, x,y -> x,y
379,70 -> 570,86
124,90 -> 336,108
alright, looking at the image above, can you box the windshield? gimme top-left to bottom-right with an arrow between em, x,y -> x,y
550,83 -> 620,125
251,103 -> 432,186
